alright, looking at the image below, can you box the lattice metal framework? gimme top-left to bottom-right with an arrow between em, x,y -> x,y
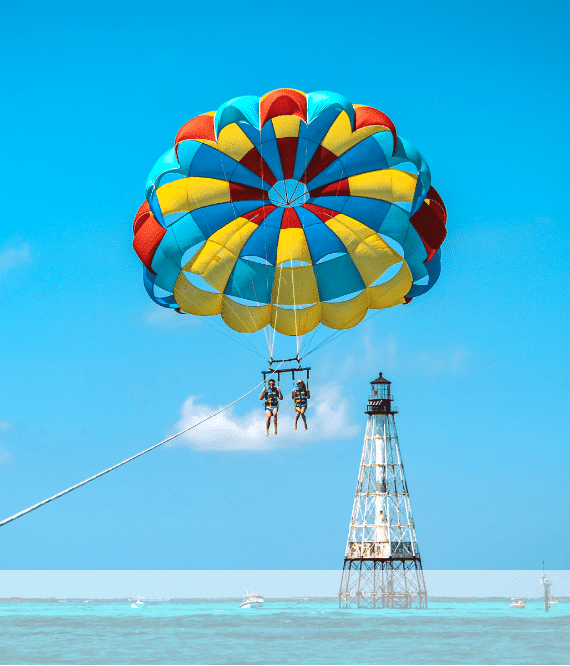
540,573 -> 553,612
339,373 -> 427,608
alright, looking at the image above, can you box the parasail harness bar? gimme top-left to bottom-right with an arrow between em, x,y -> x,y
262,365 -> 311,387
268,356 -> 302,365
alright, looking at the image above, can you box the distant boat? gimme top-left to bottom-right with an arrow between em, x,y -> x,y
510,599 -> 526,608
239,589 -> 264,608
136,598 -> 145,605
131,603 -> 138,608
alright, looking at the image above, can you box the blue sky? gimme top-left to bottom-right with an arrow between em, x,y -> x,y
1,0 -> 569,577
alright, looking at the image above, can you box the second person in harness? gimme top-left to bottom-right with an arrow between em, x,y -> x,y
292,379 -> 310,431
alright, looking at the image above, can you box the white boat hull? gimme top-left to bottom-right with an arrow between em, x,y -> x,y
239,589 -> 264,608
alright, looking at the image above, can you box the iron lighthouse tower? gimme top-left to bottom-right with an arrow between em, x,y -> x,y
339,373 -> 427,608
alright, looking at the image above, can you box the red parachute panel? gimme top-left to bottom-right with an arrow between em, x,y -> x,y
175,114 -> 216,154
409,186 -> 447,261
309,178 -> 351,198
281,208 -> 303,229
259,89 -> 307,128
133,204 -> 166,273
354,106 -> 397,154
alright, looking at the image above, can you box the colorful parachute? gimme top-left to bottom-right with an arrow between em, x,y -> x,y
133,89 -> 446,339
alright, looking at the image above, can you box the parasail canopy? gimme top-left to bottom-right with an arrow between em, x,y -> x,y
133,89 -> 446,345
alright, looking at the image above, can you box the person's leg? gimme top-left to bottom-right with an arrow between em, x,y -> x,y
300,406 -> 307,430
265,410 -> 272,436
294,406 -> 301,429
272,408 -> 278,434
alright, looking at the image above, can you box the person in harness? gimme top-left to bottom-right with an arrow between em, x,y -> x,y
292,379 -> 310,431
259,378 -> 283,436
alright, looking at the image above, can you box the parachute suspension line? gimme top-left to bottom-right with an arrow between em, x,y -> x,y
289,239 -> 301,360
298,139 -> 311,359
176,160 -> 267,367
178,270 -> 267,361
195,294 -> 268,362
216,154 -> 271,353
243,254 -> 272,353
255,150 -> 277,362
0,369 -> 284,530
265,218 -> 274,362
316,161 -> 352,343
303,308 -> 384,359
297,162 -> 352,360
303,327 -> 346,358
252,127 -> 275,363
198,315 -> 267,361
270,238 -> 285,361
288,187 -> 310,207
298,125 -> 312,359
299,322 -> 322,357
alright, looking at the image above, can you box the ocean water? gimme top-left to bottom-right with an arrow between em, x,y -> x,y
0,598 -> 568,665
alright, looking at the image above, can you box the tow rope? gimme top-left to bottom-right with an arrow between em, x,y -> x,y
0,377 -> 269,529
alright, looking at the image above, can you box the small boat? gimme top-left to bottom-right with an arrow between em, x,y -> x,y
510,599 -> 526,608
136,598 -> 145,605
239,589 -> 264,608
131,603 -> 138,608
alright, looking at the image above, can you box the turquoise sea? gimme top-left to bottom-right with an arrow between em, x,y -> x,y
0,598 -> 568,665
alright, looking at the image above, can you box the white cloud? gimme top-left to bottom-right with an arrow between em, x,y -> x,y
0,244 -> 30,274
170,382 -> 359,451
336,328 -> 399,377
330,328 -> 470,378
0,421 -> 11,430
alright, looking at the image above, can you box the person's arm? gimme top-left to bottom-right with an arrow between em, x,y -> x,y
259,389 -> 266,400
277,387 -> 283,400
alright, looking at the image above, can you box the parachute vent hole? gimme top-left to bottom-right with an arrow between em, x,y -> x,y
322,288 -> 365,304
378,234 -> 404,257
369,262 -> 404,287
163,211 -> 193,227
181,243 -> 207,268
156,172 -> 187,188
391,162 -> 419,176
225,294 -> 268,307
393,202 -> 414,214
182,272 -> 220,293
274,303 -> 317,311
242,255 -> 272,266
276,260 -> 311,268
316,251 -> 346,264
